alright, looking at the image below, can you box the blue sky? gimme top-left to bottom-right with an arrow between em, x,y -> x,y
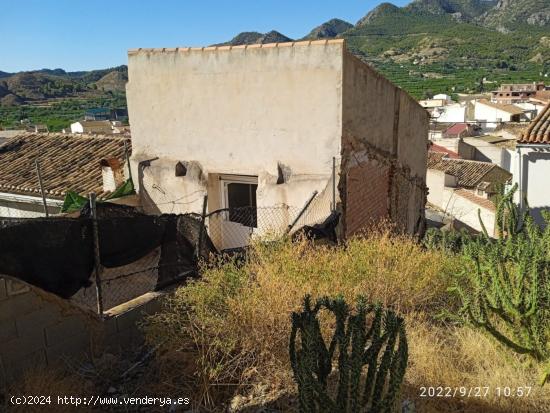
1,0 -> 409,73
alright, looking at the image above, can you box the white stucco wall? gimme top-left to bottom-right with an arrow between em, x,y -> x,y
443,189 -> 496,235
426,169 -> 445,207
70,122 -> 84,134
474,102 -> 515,130
127,41 -> 344,217
0,195 -> 62,218
459,138 -> 508,168
511,147 -> 550,226
426,169 -> 494,235
435,104 -> 466,123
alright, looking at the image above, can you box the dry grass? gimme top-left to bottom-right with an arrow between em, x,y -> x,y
142,232 -> 550,412
143,232 -> 463,410
11,231 -> 547,412
4,366 -> 94,413
404,315 -> 550,413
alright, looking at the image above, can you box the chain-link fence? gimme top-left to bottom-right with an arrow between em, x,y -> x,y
0,135 -> 338,314
0,190 -> 335,316
205,193 -> 332,251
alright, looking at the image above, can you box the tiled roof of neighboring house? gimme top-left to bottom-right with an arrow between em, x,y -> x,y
427,151 -> 447,168
533,90 -> 550,104
427,157 -> 511,189
429,122 -> 455,132
454,188 -> 496,212
77,120 -> 114,134
518,103 -> 550,144
0,133 -> 130,199
429,144 -> 460,159
445,123 -> 469,136
477,99 -> 524,115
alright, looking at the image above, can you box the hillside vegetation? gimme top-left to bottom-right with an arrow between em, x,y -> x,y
1,0 -> 548,130
223,0 -> 549,98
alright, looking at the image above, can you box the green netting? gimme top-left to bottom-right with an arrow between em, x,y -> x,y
60,178 -> 136,213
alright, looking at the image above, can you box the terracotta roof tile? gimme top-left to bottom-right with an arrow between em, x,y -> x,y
429,144 -> 460,159
518,103 -> 550,144
477,99 -> 525,116
427,157 -> 511,188
454,188 -> 496,212
0,132 -> 130,199
445,123 -> 469,135
427,151 -> 447,168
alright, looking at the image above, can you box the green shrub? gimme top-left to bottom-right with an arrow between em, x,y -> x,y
450,187 -> 550,382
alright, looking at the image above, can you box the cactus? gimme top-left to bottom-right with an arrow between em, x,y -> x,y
289,295 -> 408,413
451,185 -> 550,364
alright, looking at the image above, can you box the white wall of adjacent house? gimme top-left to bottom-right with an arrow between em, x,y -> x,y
70,122 -> 84,134
514,102 -> 544,119
458,138 -> 511,170
474,102 -> 514,130
430,137 -> 460,153
434,103 -> 466,123
0,193 -> 62,218
510,147 -> 550,227
426,169 -> 458,207
443,189 -> 496,235
426,169 -> 495,235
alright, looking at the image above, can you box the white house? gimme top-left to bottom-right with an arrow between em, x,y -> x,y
70,120 -> 114,134
511,103 -> 550,226
458,136 -> 516,171
432,103 -> 467,123
426,152 -> 512,235
126,40 -> 429,249
433,93 -> 452,101
474,99 -> 526,131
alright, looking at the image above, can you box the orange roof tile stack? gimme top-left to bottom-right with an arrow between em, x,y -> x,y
518,103 -> 550,144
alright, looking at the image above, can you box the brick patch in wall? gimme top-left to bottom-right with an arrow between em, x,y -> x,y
391,172 -> 412,232
345,160 -> 390,237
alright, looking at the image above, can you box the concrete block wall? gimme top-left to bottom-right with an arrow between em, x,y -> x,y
0,277 -> 163,387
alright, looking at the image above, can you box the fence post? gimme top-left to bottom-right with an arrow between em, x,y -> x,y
89,192 -> 104,317
34,160 -> 49,217
332,156 -> 336,212
196,195 -> 208,261
124,139 -> 132,183
286,191 -> 318,234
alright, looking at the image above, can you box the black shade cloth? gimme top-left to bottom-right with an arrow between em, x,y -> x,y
0,204 -> 216,299
0,218 -> 94,298
292,211 -> 340,243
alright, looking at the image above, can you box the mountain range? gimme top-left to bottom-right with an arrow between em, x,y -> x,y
1,0 -> 548,107
0,66 -> 127,106
218,0 -> 548,97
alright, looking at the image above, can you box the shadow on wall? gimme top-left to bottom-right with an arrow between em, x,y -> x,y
523,151 -> 550,228
529,207 -> 549,228
138,159 -> 161,215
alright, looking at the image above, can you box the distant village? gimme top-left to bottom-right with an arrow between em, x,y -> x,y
0,50 -> 548,238
422,82 -> 549,235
